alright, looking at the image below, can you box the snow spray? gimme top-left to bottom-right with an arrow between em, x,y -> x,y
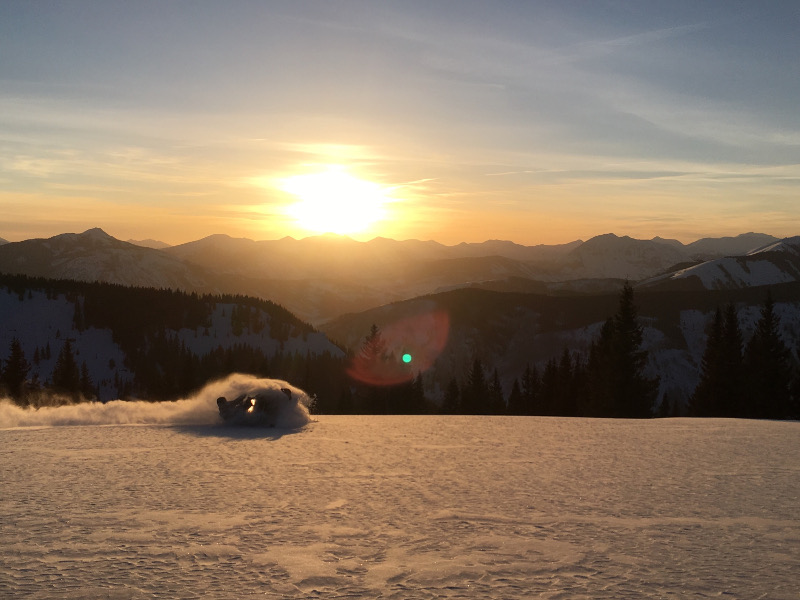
0,373 -> 314,429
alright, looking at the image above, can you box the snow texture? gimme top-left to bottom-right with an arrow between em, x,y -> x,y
2,395 -> 798,598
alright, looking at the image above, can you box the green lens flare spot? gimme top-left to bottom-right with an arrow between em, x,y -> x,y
402,353 -> 413,364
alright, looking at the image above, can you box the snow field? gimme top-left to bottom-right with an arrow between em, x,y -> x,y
2,406 -> 799,598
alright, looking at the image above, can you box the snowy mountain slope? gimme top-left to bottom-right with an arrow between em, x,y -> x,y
557,234 -> 687,280
641,237 -> 800,291
0,228 -> 215,291
166,234 -> 582,281
126,238 -> 171,249
0,277 -> 344,401
322,284 -> 800,409
2,228 -> 791,326
0,287 -> 133,401
684,232 -> 779,258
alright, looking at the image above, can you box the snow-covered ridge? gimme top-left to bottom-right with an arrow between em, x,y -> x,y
748,235 -> 800,256
641,236 -> 800,291
0,228 -> 795,324
0,282 -> 343,402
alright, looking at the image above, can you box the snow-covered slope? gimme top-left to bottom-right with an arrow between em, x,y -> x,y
643,237 -> 800,290
557,234 -> 686,280
0,281 -> 343,401
685,232 -> 779,258
0,228 -> 214,291
2,228 -> 791,325
322,285 -> 800,410
126,238 -> 171,249
3,416 -> 798,598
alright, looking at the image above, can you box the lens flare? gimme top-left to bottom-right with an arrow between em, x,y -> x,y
347,309 -> 449,386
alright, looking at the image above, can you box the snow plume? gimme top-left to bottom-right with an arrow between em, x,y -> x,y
0,374 -> 314,429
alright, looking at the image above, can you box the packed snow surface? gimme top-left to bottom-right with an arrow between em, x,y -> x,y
2,395 -> 798,598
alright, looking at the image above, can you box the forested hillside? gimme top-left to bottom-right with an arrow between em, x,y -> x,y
2,273 -> 798,418
0,274 -> 346,405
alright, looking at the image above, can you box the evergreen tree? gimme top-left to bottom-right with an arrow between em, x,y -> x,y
743,292 -> 792,419
72,298 -> 86,332
441,377 -> 461,414
520,363 -> 541,415
790,371 -> 800,420
540,356 -> 559,416
487,369 -> 506,414
462,359 -> 488,414
52,339 -> 80,397
682,303 -> 746,418
409,372 -> 427,413
583,282 -> 658,417
691,307 -> 724,417
556,348 -> 579,416
351,324 -> 391,412
582,318 -> 616,416
507,378 -> 524,415
79,361 -> 94,400
719,303 -> 745,416
337,385 -> 355,414
360,324 -> 387,363
612,282 -> 657,417
1,338 -> 31,402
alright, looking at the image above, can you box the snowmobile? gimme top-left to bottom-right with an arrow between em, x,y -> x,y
216,387 -> 292,426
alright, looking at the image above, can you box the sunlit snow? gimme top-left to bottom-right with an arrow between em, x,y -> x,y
2,379 -> 798,598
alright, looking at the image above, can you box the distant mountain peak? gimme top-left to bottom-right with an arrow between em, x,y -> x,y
127,238 -> 171,250
81,227 -> 114,239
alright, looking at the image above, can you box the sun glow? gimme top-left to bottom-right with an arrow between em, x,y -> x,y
279,167 -> 392,236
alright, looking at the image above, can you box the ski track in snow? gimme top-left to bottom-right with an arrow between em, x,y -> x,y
2,410 -> 799,598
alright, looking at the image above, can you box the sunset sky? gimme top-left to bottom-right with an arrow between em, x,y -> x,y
1,1 -> 798,246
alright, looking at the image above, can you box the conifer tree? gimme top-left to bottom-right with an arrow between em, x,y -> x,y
540,356 -> 559,416
361,324 -> 387,363
520,363 -> 541,415
462,359 -> 488,414
743,292 -> 792,419
79,361 -> 94,400
719,303 -> 745,416
410,372 -> 427,413
507,378 -> 525,415
691,307 -> 724,416
583,282 -> 658,417
556,348 -> 579,416
1,338 -> 31,402
583,318 -> 616,416
488,368 -> 505,414
52,339 -> 80,397
441,377 -> 461,414
612,282 -> 657,417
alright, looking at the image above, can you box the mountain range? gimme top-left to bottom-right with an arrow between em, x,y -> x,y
0,228 -> 787,324
2,227 -> 799,411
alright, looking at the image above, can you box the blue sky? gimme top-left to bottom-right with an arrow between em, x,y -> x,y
1,1 -> 798,244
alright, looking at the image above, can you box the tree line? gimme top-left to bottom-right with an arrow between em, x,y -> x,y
0,273 -> 348,406
436,282 -> 658,418
338,283 -> 799,419
2,273 -> 799,418
690,292 -> 798,419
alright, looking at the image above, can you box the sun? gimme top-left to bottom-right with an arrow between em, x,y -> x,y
279,167 -> 391,236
